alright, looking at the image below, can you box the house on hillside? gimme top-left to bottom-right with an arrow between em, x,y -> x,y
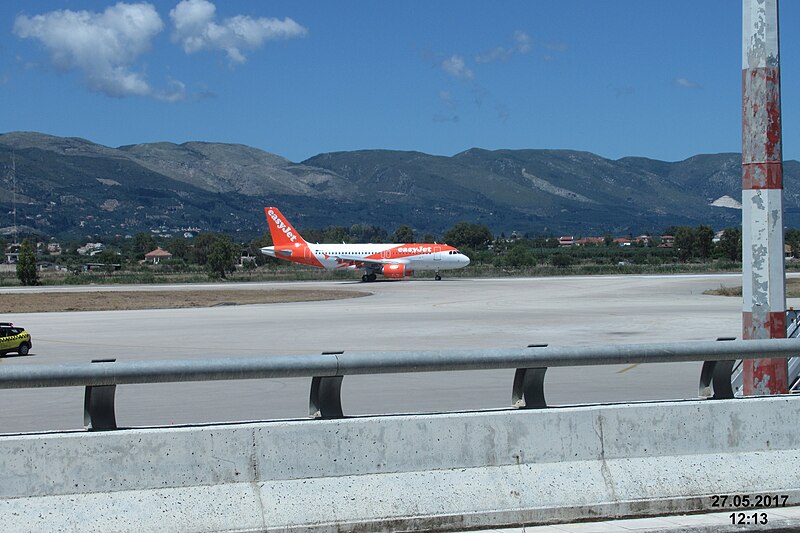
575,237 -> 605,246
558,236 -> 574,247
658,235 -> 675,248
4,243 -> 20,264
145,247 -> 172,264
77,242 -> 105,256
36,261 -> 56,272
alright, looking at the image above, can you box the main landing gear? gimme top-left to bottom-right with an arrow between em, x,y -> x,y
361,273 -> 377,282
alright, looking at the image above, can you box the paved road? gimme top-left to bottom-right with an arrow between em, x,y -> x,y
0,274 -> 767,434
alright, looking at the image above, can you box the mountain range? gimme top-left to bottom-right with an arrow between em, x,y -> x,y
2,131 -> 799,240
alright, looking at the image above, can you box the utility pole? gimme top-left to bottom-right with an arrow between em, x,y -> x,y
741,0 -> 788,394
11,153 -> 17,245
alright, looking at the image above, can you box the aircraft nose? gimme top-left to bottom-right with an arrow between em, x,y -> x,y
463,255 -> 470,266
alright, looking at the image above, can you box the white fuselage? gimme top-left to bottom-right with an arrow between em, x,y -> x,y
261,242 -> 470,271
317,244 -> 467,271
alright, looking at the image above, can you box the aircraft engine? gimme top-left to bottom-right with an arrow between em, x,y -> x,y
382,263 -> 413,279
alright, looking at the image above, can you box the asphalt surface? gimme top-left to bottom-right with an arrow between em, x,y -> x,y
0,274 -> 765,434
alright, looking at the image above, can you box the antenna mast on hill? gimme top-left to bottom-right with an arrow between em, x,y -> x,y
11,153 -> 18,245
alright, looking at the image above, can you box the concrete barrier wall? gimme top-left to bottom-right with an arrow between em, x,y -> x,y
1,396 -> 799,531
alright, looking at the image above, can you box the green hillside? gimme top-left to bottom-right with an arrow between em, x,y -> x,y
2,131 -> 797,239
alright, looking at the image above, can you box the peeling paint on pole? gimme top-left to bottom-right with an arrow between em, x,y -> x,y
742,0 -> 788,395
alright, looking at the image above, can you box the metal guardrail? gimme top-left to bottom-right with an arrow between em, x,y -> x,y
2,338 -> 799,431
729,310 -> 800,396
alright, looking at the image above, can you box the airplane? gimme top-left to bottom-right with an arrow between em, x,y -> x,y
260,207 -> 470,281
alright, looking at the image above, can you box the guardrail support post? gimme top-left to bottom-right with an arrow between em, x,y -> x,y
513,345 -> 548,409
699,338 -> 736,400
310,352 -> 344,419
83,359 -> 117,431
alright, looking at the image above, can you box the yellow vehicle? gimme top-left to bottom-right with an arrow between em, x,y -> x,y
0,322 -> 32,356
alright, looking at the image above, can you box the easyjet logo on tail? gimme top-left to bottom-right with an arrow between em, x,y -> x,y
267,208 -> 298,243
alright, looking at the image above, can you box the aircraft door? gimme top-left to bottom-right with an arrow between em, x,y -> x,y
433,246 -> 442,261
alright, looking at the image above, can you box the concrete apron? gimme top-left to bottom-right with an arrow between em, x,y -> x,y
1,396 -> 799,532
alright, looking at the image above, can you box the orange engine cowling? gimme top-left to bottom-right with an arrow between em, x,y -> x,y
382,263 -> 413,279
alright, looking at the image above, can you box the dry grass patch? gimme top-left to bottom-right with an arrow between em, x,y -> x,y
704,285 -> 743,297
0,289 -> 369,313
704,278 -> 800,298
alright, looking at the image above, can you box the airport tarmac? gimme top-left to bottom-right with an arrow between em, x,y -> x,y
0,273 -> 777,433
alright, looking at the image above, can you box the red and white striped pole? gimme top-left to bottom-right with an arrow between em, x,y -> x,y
741,0 -> 788,395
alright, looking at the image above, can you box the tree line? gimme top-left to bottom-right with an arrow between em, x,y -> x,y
6,221 -> 751,286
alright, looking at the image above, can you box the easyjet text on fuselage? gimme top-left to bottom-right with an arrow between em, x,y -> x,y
397,246 -> 433,254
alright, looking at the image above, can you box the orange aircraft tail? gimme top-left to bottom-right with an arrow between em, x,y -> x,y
264,207 -> 308,247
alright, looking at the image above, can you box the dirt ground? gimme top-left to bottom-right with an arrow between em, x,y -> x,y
0,289 -> 370,313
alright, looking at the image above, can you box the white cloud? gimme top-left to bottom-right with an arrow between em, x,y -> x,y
541,41 -> 568,62
673,77 -> 701,89
476,31 -> 531,64
441,55 -> 474,80
13,2 -> 165,98
475,47 -> 513,64
156,78 -> 187,102
513,31 -> 531,54
170,0 -> 307,65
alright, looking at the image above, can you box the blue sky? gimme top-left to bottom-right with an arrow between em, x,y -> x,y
1,1 -> 798,163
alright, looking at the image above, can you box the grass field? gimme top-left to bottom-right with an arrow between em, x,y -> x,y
704,278 -> 800,298
0,288 -> 369,313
